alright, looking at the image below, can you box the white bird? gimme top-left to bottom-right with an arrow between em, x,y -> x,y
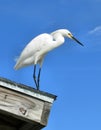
14,29 -> 83,90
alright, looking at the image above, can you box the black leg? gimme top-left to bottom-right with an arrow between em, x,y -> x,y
33,65 -> 38,89
37,67 -> 41,90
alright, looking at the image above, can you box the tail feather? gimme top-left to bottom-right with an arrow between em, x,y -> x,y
14,58 -> 22,70
14,63 -> 20,70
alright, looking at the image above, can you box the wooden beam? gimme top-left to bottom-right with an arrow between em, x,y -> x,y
41,102 -> 52,125
0,86 -> 46,124
0,77 -> 56,103
0,77 -> 57,130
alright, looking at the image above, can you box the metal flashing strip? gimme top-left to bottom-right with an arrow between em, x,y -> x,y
0,78 -> 56,103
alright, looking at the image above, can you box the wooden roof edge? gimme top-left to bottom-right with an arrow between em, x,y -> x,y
0,77 -> 57,103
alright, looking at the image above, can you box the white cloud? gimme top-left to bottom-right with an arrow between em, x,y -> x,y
88,26 -> 101,35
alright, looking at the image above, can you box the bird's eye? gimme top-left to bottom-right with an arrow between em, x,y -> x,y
68,33 -> 71,36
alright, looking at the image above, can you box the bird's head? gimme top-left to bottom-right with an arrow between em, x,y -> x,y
57,29 -> 84,46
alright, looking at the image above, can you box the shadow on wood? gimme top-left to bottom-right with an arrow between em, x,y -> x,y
0,77 -> 57,130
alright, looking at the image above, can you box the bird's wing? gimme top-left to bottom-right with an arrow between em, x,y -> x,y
19,33 -> 53,59
14,33 -> 53,69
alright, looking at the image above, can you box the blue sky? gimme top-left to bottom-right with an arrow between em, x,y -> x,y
0,0 -> 101,130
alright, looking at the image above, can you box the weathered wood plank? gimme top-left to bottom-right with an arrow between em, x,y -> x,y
41,102 -> 52,125
0,110 -> 42,130
0,77 -> 57,103
0,77 -> 57,130
0,86 -> 44,124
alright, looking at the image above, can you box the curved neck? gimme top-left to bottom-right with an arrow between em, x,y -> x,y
52,33 -> 65,48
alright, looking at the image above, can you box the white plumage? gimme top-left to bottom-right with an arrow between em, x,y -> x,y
14,29 -> 83,90
15,34 -> 52,69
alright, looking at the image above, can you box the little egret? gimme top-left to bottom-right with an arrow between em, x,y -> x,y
14,29 -> 83,90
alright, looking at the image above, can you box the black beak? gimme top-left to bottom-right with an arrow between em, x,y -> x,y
72,36 -> 84,46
